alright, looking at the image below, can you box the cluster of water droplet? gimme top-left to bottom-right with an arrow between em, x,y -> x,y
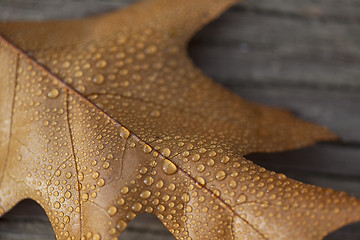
0,11 -> 359,240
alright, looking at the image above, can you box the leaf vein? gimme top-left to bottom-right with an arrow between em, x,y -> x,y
0,52 -> 19,188
65,90 -> 83,238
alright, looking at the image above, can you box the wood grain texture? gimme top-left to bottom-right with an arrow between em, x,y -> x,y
0,0 -> 359,239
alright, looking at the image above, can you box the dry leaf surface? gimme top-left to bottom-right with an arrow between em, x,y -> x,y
0,0 -> 359,239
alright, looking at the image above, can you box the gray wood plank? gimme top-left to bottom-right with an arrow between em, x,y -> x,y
247,144 -> 360,177
0,0 -> 128,18
231,86 -> 360,142
118,214 -> 175,240
189,12 -> 360,89
0,200 -> 55,240
239,0 -> 360,21
1,0 -> 360,21
0,0 -> 135,20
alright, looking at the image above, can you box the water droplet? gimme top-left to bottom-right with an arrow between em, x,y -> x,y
107,153 -> 114,160
75,71 -> 83,77
182,151 -> 189,157
63,216 -> 70,223
127,212 -> 136,220
207,159 -> 215,167
221,156 -> 230,164
144,176 -> 154,186
62,61 -> 70,69
102,162 -> 110,169
208,151 -> 216,157
81,193 -> 89,201
277,173 -> 287,180
256,191 -> 264,198
162,159 -> 178,175
145,207 -> 154,213
120,80 -> 129,87
185,205 -> 192,213
117,220 -> 127,231
229,180 -> 237,189
54,201 -> 61,209
140,190 -> 151,199
195,177 -> 206,188
215,171 -> 226,181
107,206 -> 118,216
120,127 -> 130,140
181,193 -> 190,203
97,178 -> 105,187
139,166 -> 148,174
92,74 -> 105,85
191,154 -> 200,162
197,164 -> 205,172
109,228 -> 116,235
119,69 -> 129,76
132,202 -> 142,212
78,172 -> 84,181
35,89 -> 42,96
96,60 -> 107,68
143,145 -> 152,154
64,77 -> 73,84
157,205 -> 165,212
117,198 -> 125,206
121,186 -> 129,194
199,148 -> 207,153
168,183 -> 176,191
156,179 -> 164,188
55,170 -> 61,177
76,85 -> 86,93
145,45 -> 158,55
237,194 -> 247,204
93,233 -> 101,240
150,110 -> 161,117
65,191 -> 72,199
92,172 -> 99,179
161,148 -> 171,158
48,88 -> 59,98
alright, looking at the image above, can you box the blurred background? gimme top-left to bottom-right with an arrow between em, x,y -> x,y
0,0 -> 359,239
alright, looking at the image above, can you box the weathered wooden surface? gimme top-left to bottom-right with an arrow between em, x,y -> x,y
0,0 -> 359,239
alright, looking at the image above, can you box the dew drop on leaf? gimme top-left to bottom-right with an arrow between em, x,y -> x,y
47,88 -> 59,98
140,190 -> 151,199
237,194 -> 247,204
161,148 -> 171,158
195,177 -> 206,188
107,206 -> 117,216
117,220 -> 127,231
162,159 -> 178,175
119,127 -> 130,140
92,74 -> 105,85
215,170 -> 226,181
132,202 -> 142,212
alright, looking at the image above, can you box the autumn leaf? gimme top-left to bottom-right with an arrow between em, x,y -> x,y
0,0 -> 359,239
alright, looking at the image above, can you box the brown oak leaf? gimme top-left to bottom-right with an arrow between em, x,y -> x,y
0,0 -> 359,239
